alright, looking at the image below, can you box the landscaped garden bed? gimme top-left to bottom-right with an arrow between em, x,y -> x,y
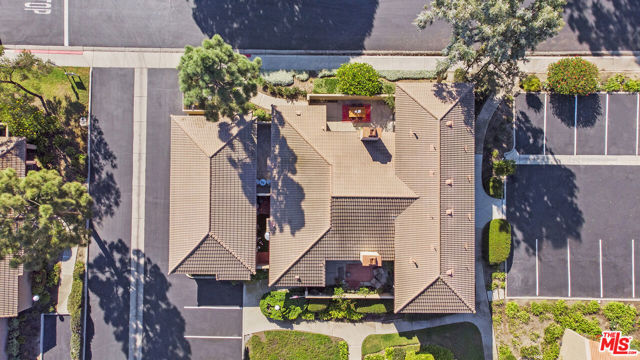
361,322 -> 483,360
481,98 -> 514,199
246,330 -> 348,360
493,299 -> 640,360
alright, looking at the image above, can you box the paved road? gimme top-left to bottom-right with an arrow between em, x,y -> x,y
42,315 -> 71,360
86,68 -> 134,360
0,0 -> 638,52
142,69 -> 244,360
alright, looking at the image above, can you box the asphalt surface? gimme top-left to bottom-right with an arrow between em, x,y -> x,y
507,165 -> 640,298
42,315 -> 71,360
515,93 -> 640,156
86,68 -> 134,360
142,68 -> 244,360
1,0 -> 639,52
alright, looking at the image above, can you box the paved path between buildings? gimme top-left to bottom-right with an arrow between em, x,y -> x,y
3,46 -> 640,74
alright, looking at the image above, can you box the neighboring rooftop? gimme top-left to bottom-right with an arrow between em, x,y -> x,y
269,82 -> 476,313
0,136 -> 26,317
169,116 -> 257,280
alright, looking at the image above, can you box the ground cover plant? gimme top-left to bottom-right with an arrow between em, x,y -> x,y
547,57 -> 599,96
493,300 -> 640,360
362,322 -> 482,360
246,330 -> 348,360
486,219 -> 512,265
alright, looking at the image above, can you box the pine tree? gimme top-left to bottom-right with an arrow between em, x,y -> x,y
0,169 -> 92,270
415,0 -> 566,93
178,35 -> 262,121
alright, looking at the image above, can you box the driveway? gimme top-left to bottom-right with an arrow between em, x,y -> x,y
42,314 -> 71,360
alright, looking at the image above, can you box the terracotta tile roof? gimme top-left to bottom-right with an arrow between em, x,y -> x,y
169,116 -> 256,279
0,138 -> 26,317
269,82 -> 475,313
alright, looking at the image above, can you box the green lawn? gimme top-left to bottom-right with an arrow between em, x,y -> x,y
19,66 -> 90,107
247,330 -> 345,360
361,322 -> 483,360
312,77 -> 339,94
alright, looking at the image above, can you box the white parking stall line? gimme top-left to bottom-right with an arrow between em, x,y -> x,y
536,238 -> 539,296
567,241 -> 571,297
599,239 -> 604,298
184,336 -> 242,340
63,0 -> 69,46
183,306 -> 242,310
636,93 -> 639,156
543,94 -> 547,155
633,239 -> 636,298
605,93 -> 610,155
574,95 -> 578,155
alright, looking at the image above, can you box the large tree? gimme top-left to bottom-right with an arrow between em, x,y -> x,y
0,169 -> 92,270
178,35 -> 262,121
0,46 -> 54,115
415,0 -> 566,92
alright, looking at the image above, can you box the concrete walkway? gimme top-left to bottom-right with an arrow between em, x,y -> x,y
56,246 -> 78,314
515,154 -> 640,165
3,46 -> 640,74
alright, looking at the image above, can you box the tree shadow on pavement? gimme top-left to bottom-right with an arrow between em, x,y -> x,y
189,0 -> 379,50
89,115 -> 120,226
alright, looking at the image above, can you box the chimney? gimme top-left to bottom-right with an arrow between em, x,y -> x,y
446,269 -> 454,277
361,127 -> 381,141
294,275 -> 300,281
446,208 -> 454,216
445,178 -> 453,186
446,120 -> 453,128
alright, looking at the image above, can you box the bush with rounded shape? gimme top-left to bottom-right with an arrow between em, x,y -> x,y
339,341 -> 349,360
521,75 -> 542,92
547,57 -> 599,96
406,352 -> 435,360
493,160 -> 516,177
336,63 -> 382,96
603,74 -> 626,92
520,345 -> 541,360
543,342 -> 560,360
603,302 -> 638,335
623,79 -> 640,92
486,219 -> 512,265
488,176 -> 503,199
544,323 -> 564,344
261,70 -> 295,87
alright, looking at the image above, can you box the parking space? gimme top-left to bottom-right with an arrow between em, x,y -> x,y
42,315 -> 71,359
0,0 -> 63,45
515,93 -> 640,157
507,165 -> 640,299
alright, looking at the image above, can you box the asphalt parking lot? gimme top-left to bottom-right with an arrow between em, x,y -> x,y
42,315 -> 71,359
507,165 -> 640,299
515,92 -> 640,156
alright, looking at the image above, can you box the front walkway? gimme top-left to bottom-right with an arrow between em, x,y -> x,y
55,246 -> 78,315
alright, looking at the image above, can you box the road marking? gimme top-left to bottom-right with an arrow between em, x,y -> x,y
184,336 -> 243,340
636,94 -> 639,156
633,239 -> 636,298
599,239 -> 603,298
567,241 -> 571,297
543,94 -> 547,155
183,306 -> 242,310
63,0 -> 68,46
128,68 -> 148,360
574,95 -> 578,155
605,93 -> 610,155
536,238 -> 539,296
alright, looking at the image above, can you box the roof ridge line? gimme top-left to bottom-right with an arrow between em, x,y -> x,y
440,275 -> 475,312
210,233 -> 256,274
394,275 -> 440,313
278,108 -> 332,167
168,233 -> 209,274
171,115 -> 246,158
395,84 -> 439,120
436,85 -> 473,123
268,226 -> 331,286
209,120 -> 254,158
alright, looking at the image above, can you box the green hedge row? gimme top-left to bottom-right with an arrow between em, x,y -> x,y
69,261 -> 84,360
486,219 -> 512,265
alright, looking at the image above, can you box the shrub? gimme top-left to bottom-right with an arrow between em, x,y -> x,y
544,323 -> 564,344
336,63 -> 382,96
603,302 -> 638,335
385,346 -> 406,360
552,300 -> 602,337
453,68 -> 469,83
295,71 -> 310,82
623,78 -> 640,92
301,311 -> 315,321
487,219 -> 512,265
498,345 -> 516,360
307,302 -> 328,313
420,344 -> 454,360
493,160 -> 516,177
489,176 -> 503,198
506,302 -> 520,319
542,342 -> 560,360
259,291 -> 287,320
378,70 -> 437,81
631,339 -> 640,350
313,77 -> 339,94
48,262 -> 61,288
69,261 -> 85,360
521,75 -> 542,92
253,108 -> 271,122
364,354 -> 386,360
338,341 -> 349,360
520,345 -> 541,359
603,74 -> 626,92
383,83 -> 396,112
406,352 -> 435,360
531,302 -> 545,316
585,300 -> 601,315
547,57 -> 599,96
517,310 -> 531,324
318,69 -> 337,78
261,70 -> 295,86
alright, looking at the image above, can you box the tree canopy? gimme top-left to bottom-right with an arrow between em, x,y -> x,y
0,46 -> 54,115
415,0 -> 566,93
178,35 -> 262,122
0,169 -> 92,270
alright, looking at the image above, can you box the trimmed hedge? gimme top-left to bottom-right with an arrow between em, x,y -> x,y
378,70 -> 437,82
336,63 -> 382,96
355,300 -> 392,314
547,57 -> 599,96
487,219 -> 512,265
308,303 -> 328,313
69,261 -> 85,360
488,176 -> 503,199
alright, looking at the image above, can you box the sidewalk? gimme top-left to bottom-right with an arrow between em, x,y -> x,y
56,246 -> 78,315
3,46 -> 640,73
